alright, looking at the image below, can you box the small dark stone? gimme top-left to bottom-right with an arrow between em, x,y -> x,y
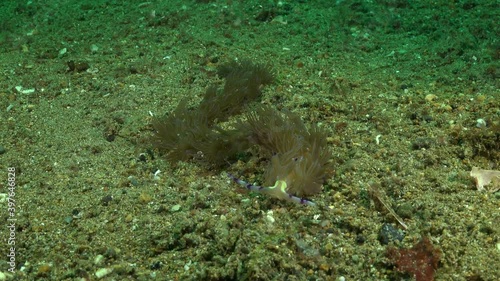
379,223 -> 405,245
422,114 -> 433,123
67,60 -> 90,72
400,83 -> 413,90
146,149 -> 155,160
355,234 -> 366,244
67,60 -> 75,71
75,62 -> 90,72
412,137 -> 432,150
138,153 -> 147,162
408,112 -> 433,123
105,133 -> 116,142
129,65 -> 139,74
240,246 -> 250,255
100,195 -> 113,206
104,247 -> 118,260
156,205 -> 168,214
150,261 -> 162,270
255,10 -> 276,22
128,176 -> 139,186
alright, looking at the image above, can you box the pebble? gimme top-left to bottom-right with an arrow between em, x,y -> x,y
0,272 -> 8,281
425,94 -> 437,102
476,118 -> 487,128
94,254 -> 105,265
95,267 -> 113,279
265,210 -> 275,224
138,192 -> 152,204
170,204 -> 181,212
100,195 -> 113,206
378,223 -> 405,245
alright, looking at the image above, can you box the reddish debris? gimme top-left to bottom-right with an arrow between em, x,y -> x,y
387,237 -> 441,281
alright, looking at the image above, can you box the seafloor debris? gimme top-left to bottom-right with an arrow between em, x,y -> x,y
470,166 -> 500,192
386,237 -> 441,281
368,182 -> 408,230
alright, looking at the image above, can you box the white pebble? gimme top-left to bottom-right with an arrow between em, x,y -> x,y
476,118 -> 487,128
94,254 -> 105,265
95,267 -> 113,279
265,210 -> 275,224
